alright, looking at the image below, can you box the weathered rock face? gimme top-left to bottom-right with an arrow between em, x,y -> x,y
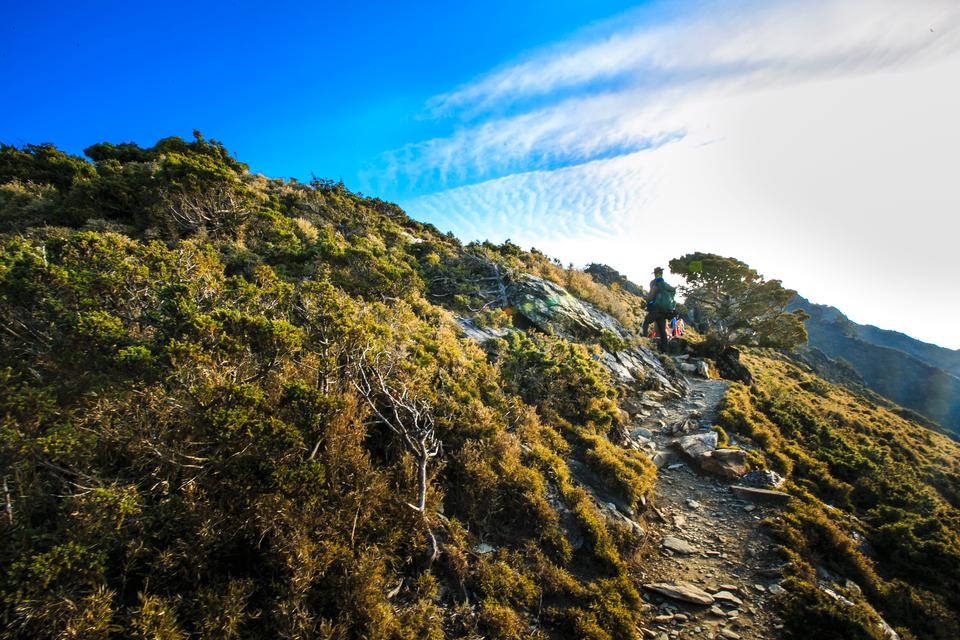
454,316 -> 515,344
698,448 -> 749,479
507,274 -> 625,340
600,347 -> 685,398
456,273 -> 687,400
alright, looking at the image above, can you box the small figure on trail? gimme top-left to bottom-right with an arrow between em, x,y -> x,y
641,267 -> 676,352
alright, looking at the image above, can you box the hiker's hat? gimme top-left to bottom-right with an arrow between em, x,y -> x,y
653,266 -> 664,274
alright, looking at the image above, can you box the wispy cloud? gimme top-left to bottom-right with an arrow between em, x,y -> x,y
366,0 -> 959,197
368,0 -> 960,347
432,0 -> 960,115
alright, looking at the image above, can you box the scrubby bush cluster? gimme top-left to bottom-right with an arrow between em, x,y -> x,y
0,137 -> 656,639
716,351 -> 960,639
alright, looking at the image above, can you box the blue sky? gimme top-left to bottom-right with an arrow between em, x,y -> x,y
3,1 -> 960,348
1,0 -> 648,186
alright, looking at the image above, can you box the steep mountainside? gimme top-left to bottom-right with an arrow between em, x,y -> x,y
717,350 -> 960,640
1,137 -> 958,640
788,296 -> 960,437
0,137 -> 687,639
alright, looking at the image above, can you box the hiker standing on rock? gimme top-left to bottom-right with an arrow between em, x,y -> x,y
642,267 -> 676,352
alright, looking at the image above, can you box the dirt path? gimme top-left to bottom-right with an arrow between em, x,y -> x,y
635,376 -> 786,640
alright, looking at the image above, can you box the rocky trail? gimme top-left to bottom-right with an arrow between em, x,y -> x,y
457,300 -> 791,639
631,375 -> 788,640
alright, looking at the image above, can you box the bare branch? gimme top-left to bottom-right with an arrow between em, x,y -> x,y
351,345 -> 441,514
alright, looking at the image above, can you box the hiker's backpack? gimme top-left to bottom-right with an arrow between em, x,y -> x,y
651,278 -> 676,313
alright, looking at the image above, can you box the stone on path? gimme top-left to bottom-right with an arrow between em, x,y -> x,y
674,431 -> 718,458
756,566 -> 785,578
653,450 -> 677,468
695,359 -> 711,377
631,426 -> 654,439
662,535 -> 698,554
730,485 -> 791,504
740,469 -> 785,488
698,448 -> 749,479
712,590 -> 744,606
643,581 -> 716,605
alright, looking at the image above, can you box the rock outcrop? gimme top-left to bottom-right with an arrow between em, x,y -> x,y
507,273 -> 626,340
673,432 -> 718,459
455,273 -> 688,401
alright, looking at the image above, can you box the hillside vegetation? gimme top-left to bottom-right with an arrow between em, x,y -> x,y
0,135 -> 669,639
2,135 -> 959,640
717,351 -> 960,639
788,296 -> 960,437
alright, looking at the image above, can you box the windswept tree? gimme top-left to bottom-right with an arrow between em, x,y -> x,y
669,252 -> 808,350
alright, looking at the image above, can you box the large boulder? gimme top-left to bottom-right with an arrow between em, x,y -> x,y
507,274 -> 624,339
458,272 -> 688,400
602,347 -> 686,398
714,347 -> 752,384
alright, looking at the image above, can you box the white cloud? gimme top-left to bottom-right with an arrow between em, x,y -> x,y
432,0 -> 960,117
383,0 -> 960,348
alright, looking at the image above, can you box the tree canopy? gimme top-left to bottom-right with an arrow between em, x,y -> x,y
669,252 -> 807,350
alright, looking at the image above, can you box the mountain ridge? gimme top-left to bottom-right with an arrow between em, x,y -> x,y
792,296 -> 960,376
788,295 -> 960,438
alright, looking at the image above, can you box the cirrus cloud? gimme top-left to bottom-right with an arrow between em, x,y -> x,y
366,0 -> 960,348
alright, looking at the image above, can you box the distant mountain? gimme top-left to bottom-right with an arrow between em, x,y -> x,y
789,296 -> 960,437
849,320 -> 960,379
